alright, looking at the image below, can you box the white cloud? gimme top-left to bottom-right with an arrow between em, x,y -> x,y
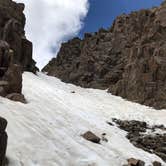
15,0 -> 89,69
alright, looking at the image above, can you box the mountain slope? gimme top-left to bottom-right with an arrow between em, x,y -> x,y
0,72 -> 165,166
43,2 -> 166,110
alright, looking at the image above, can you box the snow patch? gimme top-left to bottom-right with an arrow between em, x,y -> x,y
0,72 -> 165,166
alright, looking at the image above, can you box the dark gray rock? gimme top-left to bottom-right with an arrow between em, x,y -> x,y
6,93 -> 26,103
82,131 -> 100,144
0,117 -> 7,166
0,117 -> 7,132
127,158 -> 145,166
153,161 -> 162,166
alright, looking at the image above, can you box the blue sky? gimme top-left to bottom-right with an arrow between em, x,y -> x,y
80,0 -> 163,37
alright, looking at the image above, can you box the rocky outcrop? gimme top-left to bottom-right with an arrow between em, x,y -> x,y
43,2 -> 166,109
0,0 -> 37,73
110,119 -> 166,162
0,0 -> 38,100
0,117 -> 7,166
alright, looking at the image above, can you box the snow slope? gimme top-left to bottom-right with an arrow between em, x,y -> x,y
0,72 -> 166,166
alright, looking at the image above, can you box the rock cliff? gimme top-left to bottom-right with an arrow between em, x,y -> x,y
0,0 -> 37,99
0,117 -> 7,166
0,0 -> 37,72
0,0 -> 38,163
43,2 -> 166,109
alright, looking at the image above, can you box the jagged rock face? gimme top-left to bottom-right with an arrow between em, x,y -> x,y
0,117 -> 8,166
0,0 -> 37,73
0,0 -> 38,99
43,2 -> 166,109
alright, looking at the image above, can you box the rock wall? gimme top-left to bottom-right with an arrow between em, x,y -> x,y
0,117 -> 7,166
0,0 -> 38,99
43,2 -> 166,109
0,0 -> 37,72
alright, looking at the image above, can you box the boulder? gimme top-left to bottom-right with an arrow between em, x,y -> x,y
82,131 -> 100,144
153,161 -> 162,166
127,158 -> 145,166
6,93 -> 26,103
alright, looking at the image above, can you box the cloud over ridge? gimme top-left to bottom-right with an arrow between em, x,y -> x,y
16,0 -> 89,69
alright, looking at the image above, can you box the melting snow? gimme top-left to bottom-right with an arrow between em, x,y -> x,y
0,72 -> 166,166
